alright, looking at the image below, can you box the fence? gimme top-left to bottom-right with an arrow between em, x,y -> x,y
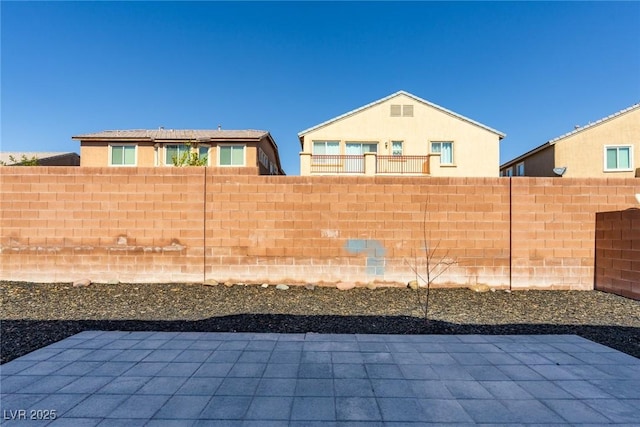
595,209 -> 640,300
1,167 -> 638,289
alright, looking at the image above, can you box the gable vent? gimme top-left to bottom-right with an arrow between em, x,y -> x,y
390,104 -> 401,117
402,104 -> 413,117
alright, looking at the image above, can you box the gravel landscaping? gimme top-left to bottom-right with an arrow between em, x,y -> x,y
1,281 -> 639,364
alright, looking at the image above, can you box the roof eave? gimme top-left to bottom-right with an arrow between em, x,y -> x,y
500,142 -> 551,169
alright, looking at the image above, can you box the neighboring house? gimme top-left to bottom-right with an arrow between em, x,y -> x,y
0,152 -> 80,166
500,103 -> 640,177
73,129 -> 285,175
298,90 -> 505,176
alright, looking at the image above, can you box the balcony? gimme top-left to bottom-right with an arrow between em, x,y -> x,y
310,155 -> 365,174
377,155 -> 430,174
303,153 -> 432,175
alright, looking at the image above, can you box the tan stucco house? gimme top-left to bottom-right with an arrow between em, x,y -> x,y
298,90 -> 505,176
74,128 -> 285,175
500,103 -> 640,177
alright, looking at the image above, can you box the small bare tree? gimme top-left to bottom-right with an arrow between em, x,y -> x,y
405,201 -> 456,322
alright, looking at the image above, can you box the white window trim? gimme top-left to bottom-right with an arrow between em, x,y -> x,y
391,140 -> 403,156
430,141 -> 454,165
108,143 -> 137,167
604,145 -> 634,172
516,162 -> 525,176
345,141 -> 379,154
218,144 -> 246,167
163,144 -> 190,167
312,140 -> 340,154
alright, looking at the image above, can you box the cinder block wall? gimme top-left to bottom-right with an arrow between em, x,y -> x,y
1,168 -> 638,289
595,209 -> 640,299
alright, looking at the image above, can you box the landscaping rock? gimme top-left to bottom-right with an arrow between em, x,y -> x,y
72,279 -> 91,288
469,284 -> 491,293
366,282 -> 377,290
407,280 -> 420,290
223,282 -> 235,288
261,284 -> 269,288
275,284 -> 289,291
336,282 -> 356,291
304,283 -> 316,291
203,280 -> 219,287
1,281 -> 639,364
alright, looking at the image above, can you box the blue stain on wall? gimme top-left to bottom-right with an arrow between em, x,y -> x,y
345,239 -> 386,276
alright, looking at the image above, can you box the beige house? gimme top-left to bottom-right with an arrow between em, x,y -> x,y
500,103 -> 640,177
74,129 -> 285,175
298,91 -> 505,176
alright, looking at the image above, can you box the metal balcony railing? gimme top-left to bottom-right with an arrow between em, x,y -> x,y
309,154 -> 431,175
377,155 -> 430,174
310,155 -> 365,174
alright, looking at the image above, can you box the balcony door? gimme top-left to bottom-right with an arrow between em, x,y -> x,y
345,142 -> 377,173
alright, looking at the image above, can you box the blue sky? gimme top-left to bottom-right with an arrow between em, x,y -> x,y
2,1 -> 639,175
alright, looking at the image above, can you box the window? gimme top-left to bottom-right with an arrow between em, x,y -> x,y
391,141 -> 403,156
431,141 -> 453,164
219,145 -> 245,166
604,146 -> 633,171
199,146 -> 210,166
258,147 -> 269,168
312,141 -> 340,165
165,144 -> 190,166
110,145 -> 136,166
346,142 -> 378,154
390,104 -> 414,117
312,141 -> 340,155
516,162 -> 525,176
505,167 -> 513,177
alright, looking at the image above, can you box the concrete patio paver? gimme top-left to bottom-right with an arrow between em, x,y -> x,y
1,332 -> 639,425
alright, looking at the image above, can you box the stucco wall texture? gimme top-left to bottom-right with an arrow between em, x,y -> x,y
595,209 -> 640,299
1,167 -> 638,290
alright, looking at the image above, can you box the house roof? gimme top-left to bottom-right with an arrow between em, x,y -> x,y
0,152 -> 79,165
72,129 -> 270,141
72,129 -> 286,174
297,90 -> 506,146
500,102 -> 640,169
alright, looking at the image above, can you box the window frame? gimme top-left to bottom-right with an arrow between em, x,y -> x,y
431,141 -> 454,165
198,145 -> 210,166
516,162 -> 525,176
164,144 -> 191,166
604,145 -> 633,172
312,140 -> 340,156
345,141 -> 378,154
109,143 -> 137,167
218,144 -> 246,167
391,141 -> 403,156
